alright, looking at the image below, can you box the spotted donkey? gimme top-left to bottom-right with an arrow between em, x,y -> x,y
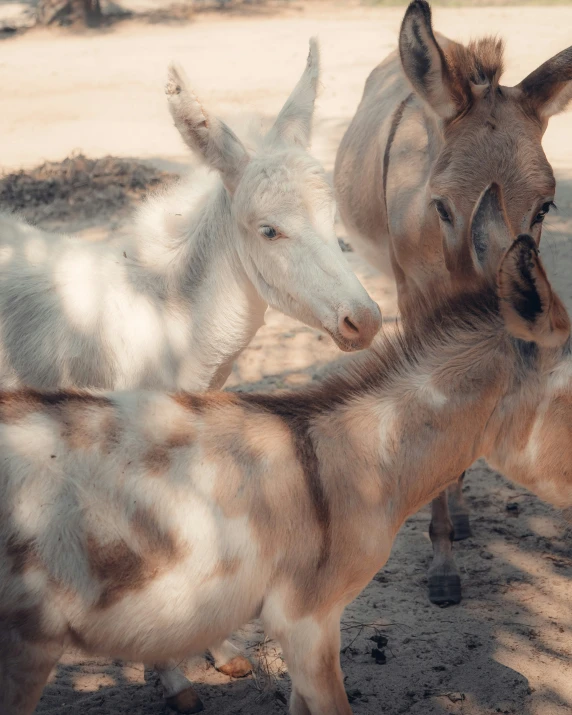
335,0 -> 572,604
0,40 -> 382,713
2,187 -> 572,714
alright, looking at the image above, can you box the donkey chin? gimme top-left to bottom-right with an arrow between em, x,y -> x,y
323,320 -> 376,351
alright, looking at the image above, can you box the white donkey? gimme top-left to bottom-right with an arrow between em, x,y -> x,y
0,40 -> 381,713
2,194 -> 572,715
0,40 -> 380,394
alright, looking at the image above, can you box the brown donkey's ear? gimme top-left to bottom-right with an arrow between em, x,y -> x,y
498,235 -> 570,348
165,64 -> 249,195
399,1 -> 458,120
517,46 -> 572,122
469,183 -> 512,276
447,184 -> 511,281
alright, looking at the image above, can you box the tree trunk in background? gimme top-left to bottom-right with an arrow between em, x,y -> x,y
83,0 -> 103,26
37,0 -> 103,27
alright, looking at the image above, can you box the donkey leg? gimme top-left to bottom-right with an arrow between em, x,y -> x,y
447,471 -> 472,540
268,611 -> 351,715
155,661 -> 204,714
0,629 -> 62,715
209,639 -> 252,678
428,490 -> 462,605
155,639 -> 251,712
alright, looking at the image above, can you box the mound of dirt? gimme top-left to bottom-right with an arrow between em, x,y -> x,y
0,153 -> 176,229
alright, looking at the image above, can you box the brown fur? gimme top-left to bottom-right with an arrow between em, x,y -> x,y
166,431 -> 196,449
0,390 -> 119,458
172,390 -> 241,415
172,392 -> 208,413
521,391 -> 572,497
0,605 -> 45,643
335,2 -> 566,313
88,507 -> 179,609
5,536 -> 40,576
444,37 -> 505,115
0,389 -> 110,422
143,444 -> 172,475
207,558 -> 241,581
238,393 -> 332,567
2,237 -> 572,713
200,285 -> 503,617
59,401 -> 120,454
519,46 -> 572,120
335,1 -> 571,607
498,235 -> 571,345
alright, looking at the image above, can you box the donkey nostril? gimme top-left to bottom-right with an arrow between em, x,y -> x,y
343,316 -> 360,335
336,304 -> 381,349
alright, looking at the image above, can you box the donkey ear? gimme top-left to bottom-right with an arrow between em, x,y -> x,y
517,46 -> 572,121
399,0 -> 457,120
498,235 -> 570,347
469,183 -> 512,276
166,63 -> 249,194
266,38 -> 320,149
445,183 -> 511,280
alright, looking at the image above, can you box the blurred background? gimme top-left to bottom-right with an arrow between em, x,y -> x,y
1,1 -> 572,714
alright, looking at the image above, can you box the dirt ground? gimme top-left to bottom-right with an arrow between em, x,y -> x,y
1,3 -> 572,714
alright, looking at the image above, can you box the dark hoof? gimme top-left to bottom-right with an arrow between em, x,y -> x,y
451,513 -> 472,541
216,655 -> 252,678
428,572 -> 462,606
166,687 -> 204,714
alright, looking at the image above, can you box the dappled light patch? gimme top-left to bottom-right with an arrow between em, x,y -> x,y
73,671 -> 116,692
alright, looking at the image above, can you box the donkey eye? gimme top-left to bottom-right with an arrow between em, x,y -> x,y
434,200 -> 451,223
532,201 -> 556,226
259,226 -> 279,240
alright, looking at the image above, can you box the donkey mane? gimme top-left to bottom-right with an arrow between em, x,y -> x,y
446,37 -> 505,90
238,284 -> 502,418
0,284 -> 508,422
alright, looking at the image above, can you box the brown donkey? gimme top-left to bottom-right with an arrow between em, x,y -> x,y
334,0 -> 572,604
3,203 -> 572,715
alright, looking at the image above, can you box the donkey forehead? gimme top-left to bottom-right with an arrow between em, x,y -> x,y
431,98 -> 555,214
236,153 -> 333,216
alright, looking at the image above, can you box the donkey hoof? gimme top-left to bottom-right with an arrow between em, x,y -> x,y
166,687 -> 204,714
216,655 -> 252,678
451,513 -> 472,541
428,572 -> 462,606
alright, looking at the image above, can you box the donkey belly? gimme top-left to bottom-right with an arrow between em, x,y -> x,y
69,557 -> 269,662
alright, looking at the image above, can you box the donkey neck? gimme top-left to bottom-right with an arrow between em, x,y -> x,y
311,300 -> 509,536
132,171 -> 267,390
483,344 -> 572,506
385,99 -> 451,302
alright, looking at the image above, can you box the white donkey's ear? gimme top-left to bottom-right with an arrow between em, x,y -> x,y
266,38 -> 320,149
166,63 -> 249,194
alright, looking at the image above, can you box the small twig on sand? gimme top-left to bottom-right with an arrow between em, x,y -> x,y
250,637 -> 286,695
340,620 -> 405,656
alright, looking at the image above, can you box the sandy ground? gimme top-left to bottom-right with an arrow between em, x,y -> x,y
1,4 -> 572,714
